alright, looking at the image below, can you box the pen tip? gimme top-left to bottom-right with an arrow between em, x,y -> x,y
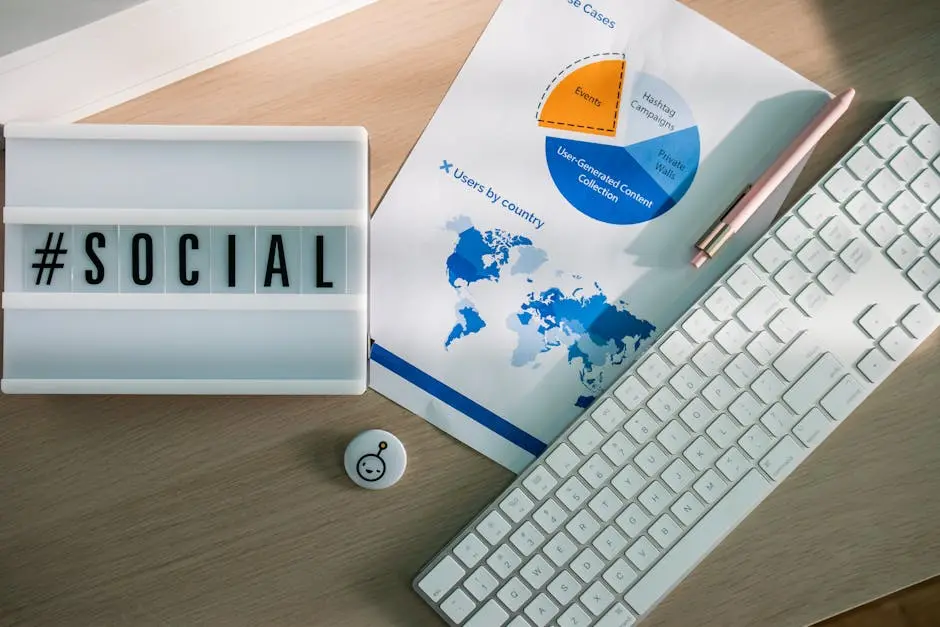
691,252 -> 708,268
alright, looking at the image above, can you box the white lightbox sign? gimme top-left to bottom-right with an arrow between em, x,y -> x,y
2,123 -> 369,395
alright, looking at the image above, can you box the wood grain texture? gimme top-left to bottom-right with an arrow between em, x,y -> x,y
1,0 -> 939,626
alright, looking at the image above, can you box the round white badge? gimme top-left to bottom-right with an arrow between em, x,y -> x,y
343,429 -> 407,489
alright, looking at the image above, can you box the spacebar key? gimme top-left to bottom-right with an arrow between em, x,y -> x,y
624,470 -> 771,615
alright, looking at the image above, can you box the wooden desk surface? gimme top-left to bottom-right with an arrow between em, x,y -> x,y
1,0 -> 939,625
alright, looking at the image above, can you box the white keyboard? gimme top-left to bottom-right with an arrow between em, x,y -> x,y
413,97 -> 940,627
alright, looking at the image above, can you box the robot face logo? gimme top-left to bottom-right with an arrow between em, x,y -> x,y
356,441 -> 387,482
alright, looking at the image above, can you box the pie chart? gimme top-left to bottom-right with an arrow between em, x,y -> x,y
538,54 -> 701,225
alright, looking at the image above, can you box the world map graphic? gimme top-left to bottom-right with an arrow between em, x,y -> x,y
444,216 -> 656,408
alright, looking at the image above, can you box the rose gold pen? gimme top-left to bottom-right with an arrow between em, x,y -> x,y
692,87 -> 856,268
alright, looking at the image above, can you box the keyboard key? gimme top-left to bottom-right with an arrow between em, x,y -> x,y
682,309 -> 719,343
845,144 -> 881,180
441,588 -> 476,623
683,436 -> 720,471
880,326 -> 916,360
857,348 -> 892,382
692,342 -> 726,376
501,488 -> 535,522
795,282 -> 828,317
523,465 -> 558,501
716,446 -> 749,482
657,420 -> 691,455
661,330 -> 695,366
614,376 -> 648,411
637,353 -> 671,388
524,593 -> 559,627
729,390 -> 763,425
737,287 -> 782,331
739,424 -> 773,459
912,124 -> 939,159
759,436 -> 809,481
752,369 -> 786,403
909,213 -> 940,247
636,442 -> 669,477
597,604 -> 636,627
715,319 -> 749,353
725,353 -> 759,387
912,169 -> 940,204
558,603 -> 591,627
869,123 -> 904,157
648,387 -> 681,421
533,499 -> 567,534
705,413 -> 743,449
693,469 -> 728,504
889,147 -> 924,181
891,101 -> 929,137
933,240 -> 940,263
760,402 -> 796,437
754,238 -> 788,273
571,548 -> 605,583
798,193 -> 837,227
610,465 -> 644,500
591,398 -> 627,433
774,259 -> 809,295
768,308 -> 803,343
823,168 -> 856,203
625,537 -> 660,571
638,481 -> 672,515
727,263 -> 761,298
782,353 -> 844,414
588,487 -> 623,523
477,511 -> 512,545
844,190 -> 879,225
704,286 -> 738,320
603,561 -> 638,595
593,526 -> 628,560
580,454 -> 613,489
888,191 -> 922,225
821,375 -> 866,420
702,374 -> 735,409
511,522 -> 546,557
793,408 -> 833,447
566,511 -> 600,544
859,304 -> 892,339
418,555 -> 465,602
465,565 -> 499,601
679,397 -> 713,432
661,458 -> 695,493
670,365 -> 705,399
615,504 -> 651,539
747,331 -> 783,366
818,259 -> 852,295
867,168 -> 902,202
775,332 -> 822,380
931,285 -> 940,310
775,216 -> 811,250
819,215 -> 853,251
520,554 -> 555,590
570,422 -> 602,455
866,213 -> 899,247
581,581 -> 615,616
488,544 -> 522,578
624,470 -> 771,615
625,409 -> 658,444
649,514 -> 682,549
546,443 -> 579,477
900,304 -> 938,338
454,532 -> 489,567
908,257 -> 940,291
498,576 -> 532,612
547,570 -> 581,605
796,239 -> 831,273
671,491 -> 706,526
840,238 -> 874,272
544,533 -> 578,568
601,432 -> 634,467
557,477 -> 591,511
466,599 -> 510,627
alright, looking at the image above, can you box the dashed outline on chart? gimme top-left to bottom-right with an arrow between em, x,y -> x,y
536,52 -> 626,136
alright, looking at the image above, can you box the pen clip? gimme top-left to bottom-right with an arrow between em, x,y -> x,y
695,184 -> 752,256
